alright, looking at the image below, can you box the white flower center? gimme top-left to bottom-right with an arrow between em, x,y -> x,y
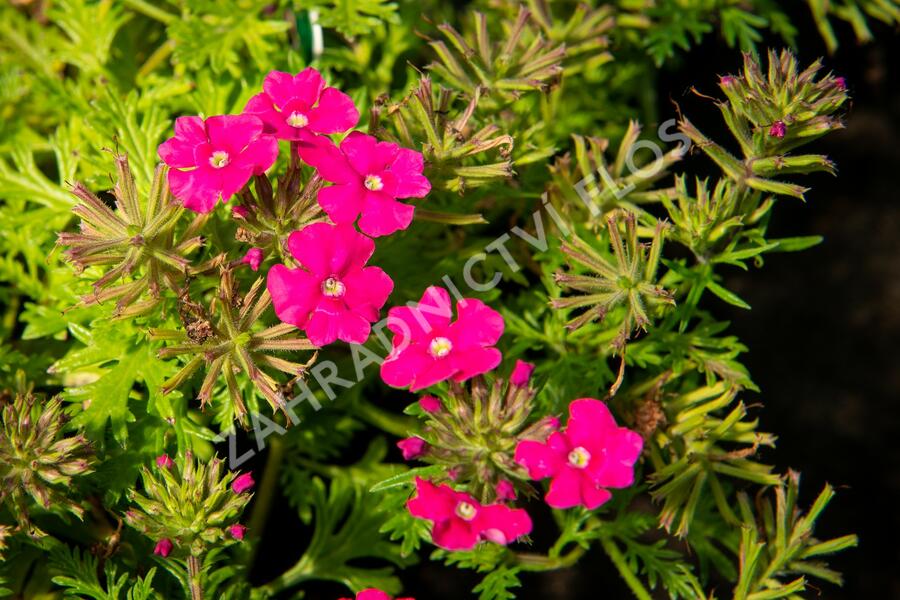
455,501 -> 477,521
568,446 -> 591,469
364,174 -> 384,191
429,336 -> 453,358
286,111 -> 309,128
209,150 -> 230,169
321,277 -> 346,298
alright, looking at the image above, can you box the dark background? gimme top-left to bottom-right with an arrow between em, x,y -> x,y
250,12 -> 900,600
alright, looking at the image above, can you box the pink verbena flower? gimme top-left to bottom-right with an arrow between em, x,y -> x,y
242,247 -> 264,271
510,360 -> 535,387
407,477 -> 531,551
339,590 -> 415,600
380,287 -> 503,392
232,472 -> 255,494
419,395 -> 442,413
244,68 -> 359,142
153,538 -> 173,557
299,133 -> 431,237
158,115 -> 278,213
515,398 -> 642,510
267,222 -> 393,347
397,437 -> 426,461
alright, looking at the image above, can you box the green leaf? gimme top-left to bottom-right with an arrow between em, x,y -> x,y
706,281 -> 751,310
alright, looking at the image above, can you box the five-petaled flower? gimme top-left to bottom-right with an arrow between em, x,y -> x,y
158,115 -> 278,213
380,286 -> 503,391
407,477 -> 532,551
338,589 -> 415,600
244,68 -> 359,143
300,132 -> 431,237
515,398 -> 643,510
268,222 -> 393,347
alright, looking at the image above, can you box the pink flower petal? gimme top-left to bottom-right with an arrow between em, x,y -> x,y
167,168 -> 220,213
390,148 -> 431,198
234,135 -> 278,175
340,132 -> 400,176
410,356 -> 457,392
419,395 -> 442,413
316,184 -> 366,225
474,504 -> 532,544
544,468 -> 584,509
579,480 -> 613,510
307,86 -> 360,134
449,346 -> 502,381
381,345 -> 434,389
297,136 -> 358,184
267,264 -> 320,328
342,266 -> 393,319
358,191 -> 415,237
263,68 -> 324,110
356,591 -> 392,600
447,299 -> 504,349
406,477 -> 455,521
510,360 -> 535,387
565,398 -> 619,450
431,517 -> 480,551
206,114 -> 263,156
397,436 -> 426,460
515,439 -> 563,479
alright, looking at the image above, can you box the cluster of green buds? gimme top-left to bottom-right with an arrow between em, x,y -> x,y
679,50 -> 848,200
426,6 -> 565,108
552,211 -> 674,350
524,0 -> 614,75
0,376 -> 95,538
547,127 -> 684,221
124,452 -> 253,558
370,76 -> 513,195
151,268 -> 316,425
402,363 -> 556,504
58,155 -> 207,317
231,165 -> 326,264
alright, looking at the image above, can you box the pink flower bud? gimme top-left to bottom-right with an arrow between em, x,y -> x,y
231,472 -> 255,494
153,538 -> 173,557
228,524 -> 248,540
418,395 -> 442,413
241,247 -> 263,271
510,360 -> 535,387
155,454 -> 174,469
496,479 -> 517,501
447,467 -> 461,481
834,76 -> 847,91
232,205 -> 250,219
720,75 -> 735,86
397,437 -> 426,461
769,120 -> 787,138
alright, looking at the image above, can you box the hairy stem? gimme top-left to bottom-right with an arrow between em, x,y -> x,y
243,436 -> 285,567
187,555 -> 203,600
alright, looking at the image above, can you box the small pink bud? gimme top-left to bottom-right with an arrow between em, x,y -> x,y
232,472 -> 255,494
547,416 -> 561,429
447,467 -> 461,481
834,76 -> 847,91
232,205 -> 250,219
153,538 -> 173,557
510,360 -> 535,387
496,479 -> 517,501
720,75 -> 735,86
241,247 -> 263,271
228,524 -> 248,540
397,437 -> 426,461
418,395 -> 442,413
769,120 -> 787,138
155,454 -> 174,469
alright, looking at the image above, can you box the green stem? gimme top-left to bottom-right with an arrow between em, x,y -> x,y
124,0 -> 177,24
257,555 -> 315,595
600,536 -> 653,600
187,555 -> 203,600
243,436 -> 285,566
355,400 -> 415,437
515,545 -> 586,571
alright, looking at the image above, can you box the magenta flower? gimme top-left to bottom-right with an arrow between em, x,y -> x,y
242,247 -> 264,271
419,395 -> 442,413
244,68 -> 358,142
155,454 -> 174,469
834,76 -> 847,90
158,115 -> 278,213
267,222 -> 393,347
228,524 -> 248,541
339,590 -> 415,600
769,120 -> 787,138
496,479 -> 517,502
380,287 -> 503,392
407,477 -> 531,551
397,437 -> 426,461
232,472 -> 255,494
299,133 -> 431,237
515,399 -> 642,510
153,538 -> 173,557
510,360 -> 535,387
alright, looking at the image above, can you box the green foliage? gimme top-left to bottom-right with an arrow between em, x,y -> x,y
0,1 -> 874,598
